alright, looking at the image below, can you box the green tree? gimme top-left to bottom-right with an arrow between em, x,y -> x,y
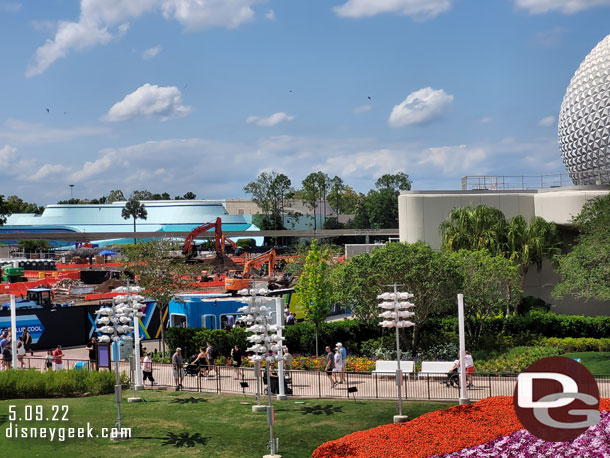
122,240 -> 200,356
0,195 -> 10,224
17,240 -> 51,253
106,190 -> 126,203
505,215 -> 561,292
364,188 -> 399,228
122,197 -> 148,244
296,239 -> 333,356
244,171 -> 294,230
300,171 -> 330,230
182,191 -> 196,200
439,205 -> 508,256
450,250 -> 522,345
374,172 -> 412,194
554,194 -> 610,301
332,242 -> 460,349
5,195 -> 44,214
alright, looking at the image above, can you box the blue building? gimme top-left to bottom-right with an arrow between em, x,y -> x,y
0,200 -> 260,246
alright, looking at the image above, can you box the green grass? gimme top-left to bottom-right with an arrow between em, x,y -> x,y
0,391 -> 453,458
563,352 -> 610,375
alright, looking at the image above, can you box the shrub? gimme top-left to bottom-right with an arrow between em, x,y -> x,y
0,369 -> 119,400
475,346 -> 562,374
419,342 -> 460,361
535,337 -> 610,353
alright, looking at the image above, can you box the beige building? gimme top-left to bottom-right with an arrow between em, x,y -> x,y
398,185 -> 610,315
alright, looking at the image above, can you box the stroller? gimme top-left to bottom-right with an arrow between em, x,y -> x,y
185,354 -> 202,377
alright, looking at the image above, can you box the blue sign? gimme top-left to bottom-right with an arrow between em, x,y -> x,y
0,314 -> 45,343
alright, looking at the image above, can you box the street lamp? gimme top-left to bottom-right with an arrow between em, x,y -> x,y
238,288 -> 284,458
377,284 -> 415,424
94,290 -> 144,440
69,184 -> 74,200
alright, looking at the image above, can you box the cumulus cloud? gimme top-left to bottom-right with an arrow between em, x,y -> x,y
417,145 -> 487,174
537,115 -> 556,127
103,83 -> 191,122
388,87 -> 454,127
353,104 -> 373,114
142,45 -> 162,59
515,0 -> 610,14
0,144 -> 17,162
334,0 -> 451,20
27,0 -> 260,77
0,120 -> 110,144
247,112 -> 295,127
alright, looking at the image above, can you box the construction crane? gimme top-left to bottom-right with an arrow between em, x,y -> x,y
225,248 -> 276,293
182,217 -> 222,258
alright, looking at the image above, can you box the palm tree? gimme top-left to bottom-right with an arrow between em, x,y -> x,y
439,205 -> 507,256
506,215 -> 561,291
122,197 -> 148,244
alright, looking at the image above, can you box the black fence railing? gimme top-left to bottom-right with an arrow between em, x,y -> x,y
9,358 -> 610,402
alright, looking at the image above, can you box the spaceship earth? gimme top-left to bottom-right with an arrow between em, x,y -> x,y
559,34 -> 610,185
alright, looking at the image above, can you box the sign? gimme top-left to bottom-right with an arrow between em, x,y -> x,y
0,314 -> 45,343
513,356 -> 600,442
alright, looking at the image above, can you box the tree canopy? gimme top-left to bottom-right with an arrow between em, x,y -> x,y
296,239 -> 333,355
122,198 -> 148,243
554,194 -> 610,301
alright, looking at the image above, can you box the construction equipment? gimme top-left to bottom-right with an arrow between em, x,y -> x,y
225,249 -> 277,293
182,217 -> 222,258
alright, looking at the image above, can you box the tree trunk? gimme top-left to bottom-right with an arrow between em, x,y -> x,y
315,327 -> 319,357
411,325 -> 419,352
516,264 -> 529,315
159,304 -> 166,357
133,217 -> 137,244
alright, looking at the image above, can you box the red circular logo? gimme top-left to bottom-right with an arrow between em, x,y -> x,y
513,356 -> 600,442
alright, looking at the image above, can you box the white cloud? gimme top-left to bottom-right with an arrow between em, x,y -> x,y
142,45 -> 162,59
247,112 -> 295,127
353,104 -> 373,114
265,9 -> 275,20
515,0 -> 610,14
103,83 -> 191,122
30,164 -> 73,181
478,117 -> 493,123
0,120 -> 110,144
533,27 -> 566,46
537,115 -> 556,127
388,87 -> 454,127
27,0 -> 260,77
417,145 -> 488,174
334,0 -> 451,20
0,144 -> 17,162
0,2 -> 21,12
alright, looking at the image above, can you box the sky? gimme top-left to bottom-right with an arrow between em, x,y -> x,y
0,0 -> 609,205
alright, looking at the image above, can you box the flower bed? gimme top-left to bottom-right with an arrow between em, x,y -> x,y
312,397 -> 610,458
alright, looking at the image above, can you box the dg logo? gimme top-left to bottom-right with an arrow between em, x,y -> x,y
513,356 -> 600,442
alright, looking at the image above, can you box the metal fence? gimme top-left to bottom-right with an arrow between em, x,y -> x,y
8,358 -> 610,402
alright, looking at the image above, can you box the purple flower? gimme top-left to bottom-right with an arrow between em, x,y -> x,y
434,411 -> 610,458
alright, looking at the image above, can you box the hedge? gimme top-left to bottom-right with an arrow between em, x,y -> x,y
0,369 -> 126,400
165,311 -> 610,358
535,337 -> 610,353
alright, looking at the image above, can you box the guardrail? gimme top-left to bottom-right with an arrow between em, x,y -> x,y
9,359 -> 610,402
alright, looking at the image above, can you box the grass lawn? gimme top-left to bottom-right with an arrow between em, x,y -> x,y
563,352 -> 610,375
0,391 -> 453,458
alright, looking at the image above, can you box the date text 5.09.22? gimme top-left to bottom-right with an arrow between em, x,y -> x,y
8,405 -> 69,422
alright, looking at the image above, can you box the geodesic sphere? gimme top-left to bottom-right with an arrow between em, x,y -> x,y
559,34 -> 610,185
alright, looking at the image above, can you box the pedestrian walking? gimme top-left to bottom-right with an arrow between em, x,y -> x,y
324,346 -> 335,388
172,347 -> 185,391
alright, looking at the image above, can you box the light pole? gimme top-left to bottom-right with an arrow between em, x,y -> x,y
457,293 -> 470,405
377,284 -> 415,423
94,292 -> 143,440
69,184 -> 74,200
238,288 -> 285,458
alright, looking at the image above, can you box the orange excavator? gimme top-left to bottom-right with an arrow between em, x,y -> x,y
225,248 -> 276,293
182,217 -> 223,258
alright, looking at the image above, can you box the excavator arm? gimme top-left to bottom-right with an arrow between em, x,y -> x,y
242,248 -> 276,279
182,217 -> 222,256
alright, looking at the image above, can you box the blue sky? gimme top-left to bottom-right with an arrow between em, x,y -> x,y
0,0 -> 609,205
